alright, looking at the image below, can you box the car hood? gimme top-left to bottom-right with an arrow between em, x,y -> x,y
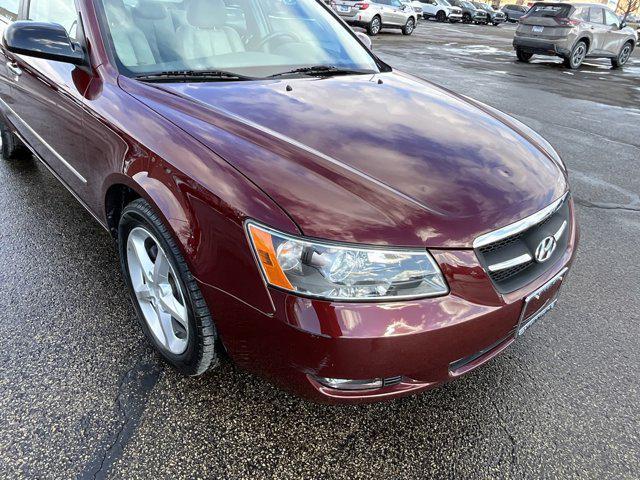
122,72 -> 567,248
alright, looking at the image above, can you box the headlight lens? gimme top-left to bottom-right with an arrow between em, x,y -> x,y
246,222 -> 448,301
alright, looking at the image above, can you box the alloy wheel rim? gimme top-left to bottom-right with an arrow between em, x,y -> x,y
620,45 -> 631,64
572,44 -> 585,66
407,19 -> 414,32
372,18 -> 380,33
126,227 -> 189,355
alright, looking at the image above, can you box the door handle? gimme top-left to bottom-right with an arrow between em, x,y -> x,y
6,61 -> 22,76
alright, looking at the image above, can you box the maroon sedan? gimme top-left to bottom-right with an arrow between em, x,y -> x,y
0,0 -> 577,403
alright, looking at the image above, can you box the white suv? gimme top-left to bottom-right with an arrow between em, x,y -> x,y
420,0 -> 463,22
333,0 -> 419,35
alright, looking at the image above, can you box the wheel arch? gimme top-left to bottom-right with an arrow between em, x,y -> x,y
103,173 -> 189,244
576,36 -> 590,52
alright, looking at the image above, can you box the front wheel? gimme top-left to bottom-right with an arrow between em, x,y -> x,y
367,15 -> 381,35
402,17 -> 415,35
462,12 -> 471,23
1,123 -> 30,161
564,40 -> 587,69
611,42 -> 633,68
436,10 -> 447,22
516,48 -> 533,62
118,198 -> 220,376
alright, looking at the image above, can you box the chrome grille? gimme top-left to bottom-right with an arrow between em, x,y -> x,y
475,195 -> 570,293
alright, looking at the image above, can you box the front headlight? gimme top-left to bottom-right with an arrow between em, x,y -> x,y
246,222 -> 448,301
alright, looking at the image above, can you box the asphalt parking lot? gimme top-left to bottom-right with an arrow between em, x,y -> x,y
1,21 -> 639,480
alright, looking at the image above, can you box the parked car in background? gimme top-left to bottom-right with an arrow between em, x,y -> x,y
514,2 -> 637,68
474,2 -> 507,25
502,4 -> 528,22
400,0 -> 425,18
449,0 -> 487,23
333,0 -> 418,35
420,0 -> 462,22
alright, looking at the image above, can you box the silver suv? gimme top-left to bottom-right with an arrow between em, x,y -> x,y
514,2 -> 638,69
332,0 -> 418,35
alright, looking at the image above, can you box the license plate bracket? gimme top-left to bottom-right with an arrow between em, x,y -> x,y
532,25 -> 544,33
516,267 -> 567,337
338,5 -> 350,12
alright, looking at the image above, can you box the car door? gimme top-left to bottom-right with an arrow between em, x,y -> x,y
389,0 -> 408,24
421,0 -> 435,16
0,0 -> 19,108
5,0 -> 92,197
586,6 -> 607,54
375,0 -> 394,25
603,9 -> 627,55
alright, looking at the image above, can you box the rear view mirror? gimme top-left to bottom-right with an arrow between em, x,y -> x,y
3,21 -> 87,66
355,31 -> 372,50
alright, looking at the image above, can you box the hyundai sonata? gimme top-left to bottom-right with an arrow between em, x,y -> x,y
0,0 -> 577,403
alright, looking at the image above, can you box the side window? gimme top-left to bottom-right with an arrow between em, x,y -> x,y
0,0 -> 19,22
28,0 -> 79,38
589,7 -> 604,24
574,6 -> 589,22
390,0 -> 402,6
604,9 -> 619,28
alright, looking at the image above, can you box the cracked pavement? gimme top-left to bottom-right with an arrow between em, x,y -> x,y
1,21 -> 639,480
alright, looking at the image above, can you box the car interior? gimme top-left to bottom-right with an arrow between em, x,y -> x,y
100,0 -> 367,75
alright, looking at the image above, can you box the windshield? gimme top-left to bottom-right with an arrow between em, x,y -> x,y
438,0 -> 451,6
98,0 -> 381,79
461,1 -> 475,9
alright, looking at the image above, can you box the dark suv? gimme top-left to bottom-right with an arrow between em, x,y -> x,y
0,0 -> 576,403
502,3 -> 528,22
449,0 -> 487,23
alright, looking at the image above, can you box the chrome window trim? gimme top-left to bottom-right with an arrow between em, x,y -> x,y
0,98 -> 87,183
487,253 -> 532,272
473,192 -> 569,249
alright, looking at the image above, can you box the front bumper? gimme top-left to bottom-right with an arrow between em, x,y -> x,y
199,200 -> 578,404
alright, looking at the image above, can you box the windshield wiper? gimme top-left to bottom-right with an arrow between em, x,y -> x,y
135,69 -> 255,82
266,65 -> 376,79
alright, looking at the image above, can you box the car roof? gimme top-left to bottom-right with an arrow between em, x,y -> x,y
530,1 -> 608,6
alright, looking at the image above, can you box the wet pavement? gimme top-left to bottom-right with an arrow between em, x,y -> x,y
1,21 -> 639,480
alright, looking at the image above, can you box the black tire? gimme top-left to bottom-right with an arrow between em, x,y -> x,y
118,198 -> 219,376
611,41 -> 633,68
493,22 -> 499,26
436,10 -> 446,22
516,48 -> 533,62
1,123 -> 30,160
402,17 -> 415,35
367,15 -> 381,35
564,40 -> 587,69
462,12 -> 471,23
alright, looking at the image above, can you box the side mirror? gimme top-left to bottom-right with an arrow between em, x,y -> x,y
3,21 -> 86,66
355,31 -> 372,50
620,21 -> 626,29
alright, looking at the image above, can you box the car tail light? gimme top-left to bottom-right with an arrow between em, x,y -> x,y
354,2 -> 369,9
556,17 -> 581,26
